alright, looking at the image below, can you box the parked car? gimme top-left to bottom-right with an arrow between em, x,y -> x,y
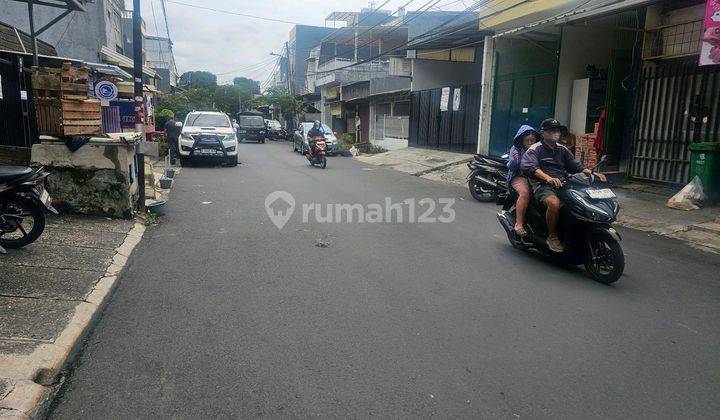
177,111 -> 239,167
237,112 -> 267,143
292,122 -> 339,155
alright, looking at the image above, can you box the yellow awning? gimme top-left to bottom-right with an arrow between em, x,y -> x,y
478,0 -> 594,32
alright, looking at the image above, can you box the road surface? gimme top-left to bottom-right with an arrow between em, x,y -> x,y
50,141 -> 720,419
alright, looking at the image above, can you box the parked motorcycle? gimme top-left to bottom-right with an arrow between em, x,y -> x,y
0,165 -> 57,254
496,157 -> 624,284
306,136 -> 327,169
467,154 -> 508,202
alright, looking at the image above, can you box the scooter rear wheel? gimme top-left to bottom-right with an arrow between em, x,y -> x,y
469,179 -> 496,202
0,196 -> 45,249
584,232 -> 624,284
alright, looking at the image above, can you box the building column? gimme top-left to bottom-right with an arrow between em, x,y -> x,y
369,99 -> 376,143
477,35 -> 496,155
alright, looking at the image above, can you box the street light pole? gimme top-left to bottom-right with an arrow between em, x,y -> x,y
133,0 -> 146,211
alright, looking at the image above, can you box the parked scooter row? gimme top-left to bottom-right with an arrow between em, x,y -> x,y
0,165 -> 57,254
468,153 -> 625,284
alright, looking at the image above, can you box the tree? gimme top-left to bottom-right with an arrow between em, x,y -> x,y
156,109 -> 175,129
255,86 -> 304,114
213,85 -> 254,116
232,77 -> 260,94
179,71 -> 217,90
158,88 -> 215,121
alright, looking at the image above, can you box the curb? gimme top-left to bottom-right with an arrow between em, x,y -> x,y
411,158 -> 473,177
0,222 -> 146,419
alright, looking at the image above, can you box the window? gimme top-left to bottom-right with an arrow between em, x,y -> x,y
376,103 -> 391,117
238,116 -> 265,127
393,101 -> 410,116
185,114 -> 230,127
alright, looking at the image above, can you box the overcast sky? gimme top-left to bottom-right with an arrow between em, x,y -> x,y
129,0 -> 467,85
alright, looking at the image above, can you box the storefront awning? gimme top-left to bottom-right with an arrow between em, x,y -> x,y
100,46 -> 159,79
485,0 -> 656,38
85,62 -> 132,80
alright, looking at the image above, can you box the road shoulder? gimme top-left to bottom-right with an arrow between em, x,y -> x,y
0,216 -> 145,419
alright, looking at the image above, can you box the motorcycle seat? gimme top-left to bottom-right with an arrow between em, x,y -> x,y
0,166 -> 32,183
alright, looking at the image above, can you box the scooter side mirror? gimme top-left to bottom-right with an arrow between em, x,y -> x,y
590,154 -> 607,172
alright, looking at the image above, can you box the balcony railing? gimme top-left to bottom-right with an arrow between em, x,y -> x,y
313,59 -> 390,88
643,20 -> 703,60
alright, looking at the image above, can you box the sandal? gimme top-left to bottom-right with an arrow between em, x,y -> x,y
514,226 -> 528,237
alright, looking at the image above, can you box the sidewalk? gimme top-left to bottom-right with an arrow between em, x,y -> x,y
0,215 -> 145,418
354,147 -> 472,176
355,147 -> 720,253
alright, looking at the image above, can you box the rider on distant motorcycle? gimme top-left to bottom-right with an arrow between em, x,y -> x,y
306,121 -> 325,154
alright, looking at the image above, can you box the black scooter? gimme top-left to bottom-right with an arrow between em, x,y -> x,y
467,154 -> 509,202
0,166 -> 57,254
496,157 -> 624,284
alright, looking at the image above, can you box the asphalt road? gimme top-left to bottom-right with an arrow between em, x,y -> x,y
50,141 -> 720,419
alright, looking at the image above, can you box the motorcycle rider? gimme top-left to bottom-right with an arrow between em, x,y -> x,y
306,121 -> 325,155
521,118 -> 606,253
507,125 -> 541,238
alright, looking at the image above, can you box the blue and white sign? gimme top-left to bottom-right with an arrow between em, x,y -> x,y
94,80 -> 118,101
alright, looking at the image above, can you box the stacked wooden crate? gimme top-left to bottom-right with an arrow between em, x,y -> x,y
32,63 -> 102,137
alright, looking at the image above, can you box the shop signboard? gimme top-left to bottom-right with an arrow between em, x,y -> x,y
440,87 -> 450,111
700,0 -> 720,66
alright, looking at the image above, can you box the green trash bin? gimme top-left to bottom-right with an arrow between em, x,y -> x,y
689,142 -> 720,202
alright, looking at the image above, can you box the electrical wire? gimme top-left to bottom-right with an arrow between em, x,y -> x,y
308,0 -> 490,76
317,0 -> 395,49
165,0 -> 307,25
307,0 -> 443,73
150,0 -> 169,72
215,56 -> 278,76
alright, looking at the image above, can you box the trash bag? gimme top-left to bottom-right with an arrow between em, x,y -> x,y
349,146 -> 359,157
667,176 -> 706,211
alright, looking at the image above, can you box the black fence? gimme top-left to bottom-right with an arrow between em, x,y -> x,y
408,83 -> 481,153
631,59 -> 720,184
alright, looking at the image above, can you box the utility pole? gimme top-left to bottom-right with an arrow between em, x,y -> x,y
133,0 -> 146,211
27,0 -> 38,67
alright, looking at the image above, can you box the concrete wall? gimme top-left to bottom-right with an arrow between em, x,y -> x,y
411,52 -> 483,91
0,0 -> 109,63
554,24 -> 615,126
31,139 -> 138,218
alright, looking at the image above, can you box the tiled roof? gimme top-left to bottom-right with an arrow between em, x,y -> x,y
0,20 -> 57,56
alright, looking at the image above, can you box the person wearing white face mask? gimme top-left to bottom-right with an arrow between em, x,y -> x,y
521,118 -> 607,253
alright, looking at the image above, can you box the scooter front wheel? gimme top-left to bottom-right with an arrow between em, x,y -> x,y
0,195 -> 45,249
584,232 -> 624,284
320,156 -> 327,169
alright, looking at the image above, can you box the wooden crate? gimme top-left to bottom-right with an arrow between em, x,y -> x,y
35,98 -> 102,137
32,62 -> 89,100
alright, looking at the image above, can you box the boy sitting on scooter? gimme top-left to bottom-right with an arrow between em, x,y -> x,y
521,118 -> 606,253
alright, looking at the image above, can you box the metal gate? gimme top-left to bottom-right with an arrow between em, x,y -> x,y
408,83 -> 480,153
631,60 -> 720,184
